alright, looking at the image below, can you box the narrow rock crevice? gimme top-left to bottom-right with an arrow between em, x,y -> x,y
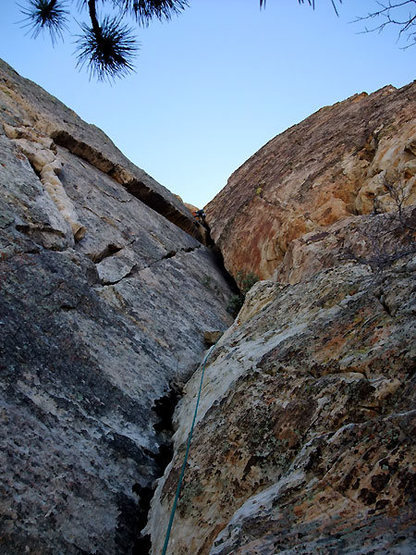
161,244 -> 201,261
210,244 -> 240,295
203,220 -> 240,295
131,486 -> 153,554
135,382 -> 183,553
15,223 -> 65,239
97,244 -> 204,287
24,156 -> 42,179
374,290 -> 393,317
100,265 -> 138,286
125,179 -> 206,244
133,244 -> 202,271
191,217 -> 240,294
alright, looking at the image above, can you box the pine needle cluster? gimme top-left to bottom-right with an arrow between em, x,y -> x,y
20,0 -> 69,44
76,16 -> 137,80
19,0 -> 189,81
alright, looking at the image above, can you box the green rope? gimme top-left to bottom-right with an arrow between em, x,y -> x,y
161,345 -> 215,555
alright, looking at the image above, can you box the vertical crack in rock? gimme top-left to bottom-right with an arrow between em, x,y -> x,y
0,59 -> 237,555
123,238 -> 238,553
135,382 -> 183,553
203,219 -> 240,294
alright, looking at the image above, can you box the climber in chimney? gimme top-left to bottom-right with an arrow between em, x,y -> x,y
193,208 -> 209,231
195,209 -> 206,222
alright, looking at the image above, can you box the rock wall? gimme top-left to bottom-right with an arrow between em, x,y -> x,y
205,82 -> 416,281
149,86 -> 416,553
149,255 -> 416,554
2,60 -> 416,555
0,60 -> 233,553
0,59 -> 205,243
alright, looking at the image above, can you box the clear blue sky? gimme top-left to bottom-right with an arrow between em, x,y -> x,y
0,1 -> 415,207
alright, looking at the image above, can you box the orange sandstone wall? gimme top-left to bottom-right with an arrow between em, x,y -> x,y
206,83 -> 416,281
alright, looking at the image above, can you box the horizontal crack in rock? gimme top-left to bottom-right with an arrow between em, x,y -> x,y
90,243 -> 123,264
51,130 -> 206,243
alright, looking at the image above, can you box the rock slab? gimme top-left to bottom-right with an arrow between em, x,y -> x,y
149,260 -> 416,554
0,60 -> 232,553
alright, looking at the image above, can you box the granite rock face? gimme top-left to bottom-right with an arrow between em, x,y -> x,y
205,82 -> 416,281
3,59 -> 416,555
0,61 -> 233,553
149,259 -> 416,554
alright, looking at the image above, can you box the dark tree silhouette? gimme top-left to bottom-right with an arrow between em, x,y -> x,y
19,1 -> 343,82
20,0 -> 188,81
260,0 -> 342,16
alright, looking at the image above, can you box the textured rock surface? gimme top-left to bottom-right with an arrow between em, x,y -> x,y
149,83 -> 416,554
205,82 -> 416,280
278,206 -> 416,284
0,59 -> 205,242
0,62 -> 232,553
149,259 -> 416,554
3,58 -> 416,555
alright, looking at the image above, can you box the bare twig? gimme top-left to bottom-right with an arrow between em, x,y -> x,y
355,0 -> 416,47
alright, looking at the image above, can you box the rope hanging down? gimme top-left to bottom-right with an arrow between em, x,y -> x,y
161,345 -> 215,555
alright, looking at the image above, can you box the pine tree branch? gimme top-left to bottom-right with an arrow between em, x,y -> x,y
87,0 -> 102,37
19,0 -> 68,43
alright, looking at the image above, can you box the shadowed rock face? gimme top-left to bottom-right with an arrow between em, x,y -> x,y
205,82 -> 416,281
0,61 -> 233,553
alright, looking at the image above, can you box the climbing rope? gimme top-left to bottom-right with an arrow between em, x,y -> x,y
161,344 -> 215,555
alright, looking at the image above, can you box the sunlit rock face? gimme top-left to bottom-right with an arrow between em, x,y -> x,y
0,59 -> 206,243
205,83 -> 416,281
149,259 -> 416,554
0,59 -> 233,553
2,58 -> 416,555
149,84 -> 416,554
278,205 -> 416,284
